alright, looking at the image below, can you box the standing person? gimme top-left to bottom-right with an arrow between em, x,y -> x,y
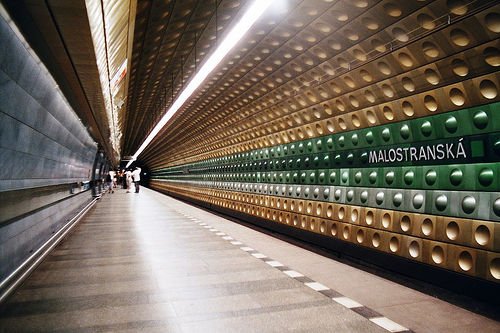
132,167 -> 142,193
105,171 -> 114,193
125,169 -> 132,193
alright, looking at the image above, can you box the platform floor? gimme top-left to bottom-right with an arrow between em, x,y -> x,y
0,187 -> 498,332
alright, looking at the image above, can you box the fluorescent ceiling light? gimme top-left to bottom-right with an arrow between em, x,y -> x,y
126,0 -> 274,167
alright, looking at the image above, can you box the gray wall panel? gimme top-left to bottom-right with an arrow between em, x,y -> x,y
0,14 -> 99,283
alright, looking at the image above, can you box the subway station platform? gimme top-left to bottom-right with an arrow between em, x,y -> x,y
0,187 -> 498,332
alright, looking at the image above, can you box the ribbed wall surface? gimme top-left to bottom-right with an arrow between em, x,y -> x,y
0,14 -> 98,281
147,0 -> 500,287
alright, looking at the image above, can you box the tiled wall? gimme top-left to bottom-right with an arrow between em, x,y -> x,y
150,1 -> 500,286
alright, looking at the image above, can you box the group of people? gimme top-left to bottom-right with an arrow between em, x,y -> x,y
105,167 -> 141,194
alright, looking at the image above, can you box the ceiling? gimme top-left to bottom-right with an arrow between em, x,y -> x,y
3,0 -> 500,169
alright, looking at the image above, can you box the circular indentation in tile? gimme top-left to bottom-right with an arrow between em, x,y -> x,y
449,168 -> 463,186
364,90 -> 376,103
484,46 -> 500,66
401,215 -> 411,232
445,116 -> 458,133
338,206 -> 345,219
451,58 -> 468,76
449,88 -> 465,106
425,170 -> 437,185
343,226 -> 350,239
331,223 -> 337,236
344,76 -> 356,88
353,49 -> 366,62
362,17 -> 378,30
402,76 -> 416,92
354,171 -> 362,184
485,12 -> 500,33
346,189 -> 354,201
371,39 -> 386,52
368,171 -> 377,184
385,171 -> 395,185
351,114 -> 361,127
447,0 -> 468,15
364,210 -> 373,226
458,251 -> 473,271
422,41 -> 439,58
398,52 -> 413,67
356,191 -> 367,204
382,84 -> 395,98
490,258 -> 500,279
372,232 -> 381,247
365,130 -> 374,144
351,209 -> 359,223
345,29 -> 359,41
360,69 -> 373,82
326,120 -> 335,132
338,135 -> 345,148
421,120 -> 432,137
462,196 -> 476,214
393,27 -> 409,42
479,79 -> 498,99
381,128 -> 391,142
366,110 -> 377,124
389,237 -> 399,252
349,134 -> 359,147
393,192 -> 403,207
404,171 -> 414,185
332,10 -> 348,22
313,187 -> 320,198
492,197 -> 500,216
383,106 -> 394,120
475,225 -> 490,245
446,221 -> 460,240
402,101 -> 414,117
327,205 -> 334,218
349,95 -> 360,108
352,0 -> 368,7
424,95 -> 438,111
338,118 -> 347,130
320,221 -> 326,233
422,218 -> 433,236
356,229 -> 364,243
384,3 -> 402,17
431,245 -> 444,264
409,241 -> 420,258
435,194 -> 448,211
450,28 -> 469,46
376,192 -> 385,205
473,110 -> 488,129
418,13 -> 436,29
377,61 -> 391,75
478,167 -> 494,186
425,68 -> 440,85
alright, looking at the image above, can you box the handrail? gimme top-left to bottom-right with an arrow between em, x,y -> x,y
0,196 -> 99,304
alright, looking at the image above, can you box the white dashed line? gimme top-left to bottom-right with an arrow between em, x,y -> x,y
283,270 -> 303,278
305,282 -> 329,291
369,317 -> 409,332
265,260 -> 284,267
333,297 -> 363,309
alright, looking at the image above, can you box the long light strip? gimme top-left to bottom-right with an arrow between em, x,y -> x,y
127,0 -> 274,168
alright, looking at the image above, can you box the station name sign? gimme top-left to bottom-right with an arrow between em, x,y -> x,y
368,137 -> 470,164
